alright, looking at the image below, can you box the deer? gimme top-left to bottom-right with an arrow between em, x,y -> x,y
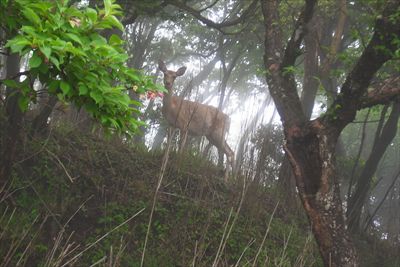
158,60 -> 235,174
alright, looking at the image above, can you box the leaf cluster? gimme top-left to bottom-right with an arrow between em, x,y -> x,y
1,0 -> 164,136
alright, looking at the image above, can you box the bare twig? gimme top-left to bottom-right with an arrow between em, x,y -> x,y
1,215 -> 39,267
234,238 -> 256,267
212,208 -> 233,267
15,126 -> 53,165
89,256 -> 107,267
252,201 -> 279,266
45,148 -> 76,183
30,185 -> 63,229
213,175 -> 248,266
16,215 -> 49,266
277,228 -> 292,266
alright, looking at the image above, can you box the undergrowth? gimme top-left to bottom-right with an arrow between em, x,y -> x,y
1,126 -> 322,266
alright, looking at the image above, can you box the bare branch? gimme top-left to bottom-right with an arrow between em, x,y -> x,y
165,0 -> 258,34
281,0 -> 317,69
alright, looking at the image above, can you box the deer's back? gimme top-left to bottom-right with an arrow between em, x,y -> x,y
164,96 -> 229,137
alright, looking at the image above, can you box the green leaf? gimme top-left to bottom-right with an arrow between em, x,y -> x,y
65,33 -> 83,45
30,2 -> 53,12
109,34 -> 123,46
86,8 -> 98,22
49,56 -> 60,69
79,84 -> 88,95
90,90 -> 104,105
105,15 -> 123,31
22,7 -> 41,25
60,81 -> 71,95
18,95 -> 30,112
48,80 -> 60,93
104,0 -> 112,16
50,39 -> 67,51
20,26 -> 37,35
5,35 -> 31,53
38,62 -> 49,74
39,46 -> 51,59
3,79 -> 18,88
29,53 -> 42,68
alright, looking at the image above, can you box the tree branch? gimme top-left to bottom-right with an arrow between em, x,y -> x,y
165,0 -> 258,34
359,77 -> 400,109
319,0 -> 347,76
199,0 -> 220,13
327,1 -> 400,128
0,70 -> 30,85
262,0 -> 316,127
281,0 -> 317,69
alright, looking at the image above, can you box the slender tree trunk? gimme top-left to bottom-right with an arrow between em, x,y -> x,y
347,102 -> 400,233
1,53 -> 22,186
346,108 -> 372,201
216,47 -> 241,167
236,99 -> 270,173
364,168 -> 400,231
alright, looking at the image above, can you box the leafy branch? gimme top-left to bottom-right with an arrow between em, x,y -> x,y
1,0 -> 164,136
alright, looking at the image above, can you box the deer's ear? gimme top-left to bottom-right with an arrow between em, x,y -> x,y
176,66 -> 187,76
158,60 -> 167,73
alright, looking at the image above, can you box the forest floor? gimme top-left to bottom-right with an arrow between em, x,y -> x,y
0,125 -> 397,266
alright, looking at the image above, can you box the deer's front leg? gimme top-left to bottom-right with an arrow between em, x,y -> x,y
179,129 -> 188,152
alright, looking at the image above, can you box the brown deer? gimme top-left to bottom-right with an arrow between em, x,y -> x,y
158,60 -> 235,172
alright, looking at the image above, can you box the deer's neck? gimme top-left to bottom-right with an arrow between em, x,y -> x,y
162,85 -> 185,125
162,86 -> 175,112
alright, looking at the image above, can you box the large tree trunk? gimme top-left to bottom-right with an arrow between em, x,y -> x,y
285,121 -> 358,266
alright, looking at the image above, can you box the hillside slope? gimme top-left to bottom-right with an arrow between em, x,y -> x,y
0,127 -> 346,266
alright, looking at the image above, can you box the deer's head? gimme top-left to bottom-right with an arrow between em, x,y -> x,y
158,60 -> 187,91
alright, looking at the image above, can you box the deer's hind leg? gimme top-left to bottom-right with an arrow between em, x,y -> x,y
222,141 -> 235,173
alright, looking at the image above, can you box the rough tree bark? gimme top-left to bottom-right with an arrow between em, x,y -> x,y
261,0 -> 400,266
